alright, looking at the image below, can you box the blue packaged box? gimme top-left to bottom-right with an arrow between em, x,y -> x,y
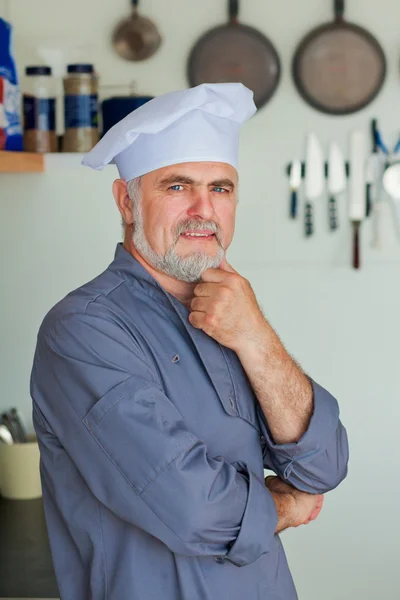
0,17 -> 23,151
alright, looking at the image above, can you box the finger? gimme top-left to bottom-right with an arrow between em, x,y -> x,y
264,476 -> 278,489
188,311 -> 205,330
219,257 -> 237,273
201,268 -> 227,283
309,504 -> 323,522
190,297 -> 209,312
264,476 -> 277,485
193,282 -> 216,297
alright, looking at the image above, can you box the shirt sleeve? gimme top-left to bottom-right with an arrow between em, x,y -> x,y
258,380 -> 349,494
31,311 -> 278,567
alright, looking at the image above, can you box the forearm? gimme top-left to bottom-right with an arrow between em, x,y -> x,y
237,323 -> 313,445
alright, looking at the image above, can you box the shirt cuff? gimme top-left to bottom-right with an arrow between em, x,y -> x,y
258,380 -> 339,476
224,465 -> 278,567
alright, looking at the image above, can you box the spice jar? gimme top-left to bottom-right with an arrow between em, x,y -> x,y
62,64 -> 99,153
23,66 -> 57,153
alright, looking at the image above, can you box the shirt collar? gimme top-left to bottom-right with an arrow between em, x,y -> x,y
108,243 -> 180,310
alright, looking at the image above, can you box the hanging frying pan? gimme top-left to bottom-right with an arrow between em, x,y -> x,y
187,0 -> 281,109
112,0 -> 162,62
292,0 -> 386,115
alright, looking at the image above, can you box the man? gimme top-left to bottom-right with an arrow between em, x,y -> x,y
30,83 -> 348,600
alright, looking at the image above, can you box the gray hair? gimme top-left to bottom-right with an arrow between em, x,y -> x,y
127,177 -> 142,209
121,177 -> 142,229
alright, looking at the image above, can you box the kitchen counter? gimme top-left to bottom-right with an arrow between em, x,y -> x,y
0,496 -> 59,599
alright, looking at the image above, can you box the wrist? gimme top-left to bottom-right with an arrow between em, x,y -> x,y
235,321 -> 274,362
270,491 -> 296,534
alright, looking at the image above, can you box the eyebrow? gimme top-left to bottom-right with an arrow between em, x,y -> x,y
156,174 -> 236,191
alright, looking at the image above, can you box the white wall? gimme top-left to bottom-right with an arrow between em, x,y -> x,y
1,1 -> 399,598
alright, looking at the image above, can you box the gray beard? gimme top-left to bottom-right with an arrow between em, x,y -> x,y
131,200 -> 225,283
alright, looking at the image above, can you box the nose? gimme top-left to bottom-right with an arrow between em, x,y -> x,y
187,190 -> 215,221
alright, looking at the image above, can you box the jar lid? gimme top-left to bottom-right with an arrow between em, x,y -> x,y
26,66 -> 52,76
67,64 -> 94,74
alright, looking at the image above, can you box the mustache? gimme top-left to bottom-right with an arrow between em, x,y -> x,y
173,219 -> 223,246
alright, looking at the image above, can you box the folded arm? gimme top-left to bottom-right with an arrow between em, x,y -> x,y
31,311 -> 283,567
237,333 -> 349,494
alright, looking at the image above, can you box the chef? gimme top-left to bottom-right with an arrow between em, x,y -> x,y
30,83 -> 349,600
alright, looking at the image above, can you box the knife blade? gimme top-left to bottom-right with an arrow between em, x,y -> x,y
328,142 -> 346,231
349,130 -> 367,269
305,133 -> 325,237
289,159 -> 302,219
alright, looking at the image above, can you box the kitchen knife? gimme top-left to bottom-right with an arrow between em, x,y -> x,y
327,142 -> 346,231
289,159 -> 302,219
349,130 -> 367,269
365,119 -> 380,219
305,133 -> 325,237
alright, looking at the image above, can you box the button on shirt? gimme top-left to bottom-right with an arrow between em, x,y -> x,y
30,244 -> 349,600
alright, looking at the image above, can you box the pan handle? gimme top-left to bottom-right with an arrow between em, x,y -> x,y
334,0 -> 345,21
229,0 -> 239,23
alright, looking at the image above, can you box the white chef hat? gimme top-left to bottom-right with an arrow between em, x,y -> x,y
82,83 -> 256,181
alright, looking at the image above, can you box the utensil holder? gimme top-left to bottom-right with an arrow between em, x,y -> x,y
0,435 -> 42,500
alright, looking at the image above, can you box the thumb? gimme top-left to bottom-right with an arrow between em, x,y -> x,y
219,256 -> 237,273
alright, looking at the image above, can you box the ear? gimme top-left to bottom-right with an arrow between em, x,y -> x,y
112,179 -> 133,225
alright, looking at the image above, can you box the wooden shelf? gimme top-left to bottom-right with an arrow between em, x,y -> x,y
0,150 -> 45,173
0,151 -> 86,173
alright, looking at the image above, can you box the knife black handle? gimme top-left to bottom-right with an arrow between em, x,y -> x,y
305,202 -> 313,237
352,221 -> 361,269
372,119 -> 378,153
290,190 -> 298,219
366,183 -> 372,218
329,196 -> 338,231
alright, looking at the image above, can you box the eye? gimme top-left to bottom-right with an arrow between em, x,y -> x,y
212,187 -> 228,193
169,185 -> 184,191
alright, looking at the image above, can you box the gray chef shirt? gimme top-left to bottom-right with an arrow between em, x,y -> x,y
30,243 -> 349,600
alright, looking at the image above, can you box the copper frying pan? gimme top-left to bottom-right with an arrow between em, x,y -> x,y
292,0 -> 386,115
112,0 -> 162,62
187,0 -> 281,110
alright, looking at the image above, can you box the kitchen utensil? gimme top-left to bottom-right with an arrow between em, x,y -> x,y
1,409 -> 26,443
289,159 -> 302,219
1,413 -> 19,442
382,162 -> 400,239
0,424 -> 13,445
365,160 -> 376,218
365,120 -> 379,218
371,123 -> 400,247
371,160 -> 386,249
10,408 -> 27,443
187,0 -> 281,109
327,142 -> 346,231
292,0 -> 386,115
383,162 -> 400,199
112,0 -> 162,62
349,130 -> 367,269
304,133 -> 325,237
